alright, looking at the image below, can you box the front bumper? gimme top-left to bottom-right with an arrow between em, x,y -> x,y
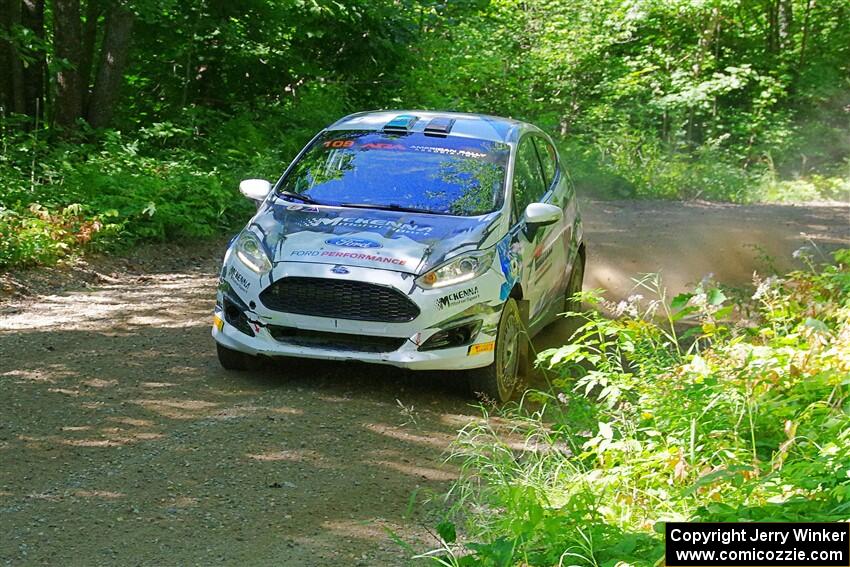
213,320 -> 492,370
212,253 -> 504,371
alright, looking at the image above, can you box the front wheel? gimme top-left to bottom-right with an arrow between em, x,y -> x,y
468,298 -> 524,403
216,343 -> 256,371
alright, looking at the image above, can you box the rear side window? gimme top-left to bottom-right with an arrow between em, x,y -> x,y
512,137 -> 547,216
533,137 -> 558,189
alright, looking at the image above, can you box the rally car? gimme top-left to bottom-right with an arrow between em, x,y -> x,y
213,111 -> 584,402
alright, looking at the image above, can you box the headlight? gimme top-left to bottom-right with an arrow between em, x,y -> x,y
234,231 -> 272,273
416,249 -> 495,289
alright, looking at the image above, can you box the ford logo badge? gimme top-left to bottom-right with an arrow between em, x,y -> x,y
325,237 -> 382,249
331,265 -> 350,274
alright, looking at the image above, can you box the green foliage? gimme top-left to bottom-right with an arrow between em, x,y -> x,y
432,250 -> 850,565
0,84 -> 349,267
393,0 -> 850,202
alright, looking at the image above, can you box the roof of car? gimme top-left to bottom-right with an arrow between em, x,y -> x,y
327,110 -> 533,144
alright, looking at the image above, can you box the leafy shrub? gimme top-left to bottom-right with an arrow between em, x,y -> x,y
756,172 -> 850,203
428,249 -> 850,566
0,204 -> 113,267
559,135 -> 755,202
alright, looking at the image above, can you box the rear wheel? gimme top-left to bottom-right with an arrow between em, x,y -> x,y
216,343 -> 255,371
468,298 -> 524,403
564,248 -> 585,313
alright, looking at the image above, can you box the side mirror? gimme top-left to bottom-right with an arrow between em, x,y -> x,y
523,202 -> 563,227
239,179 -> 272,203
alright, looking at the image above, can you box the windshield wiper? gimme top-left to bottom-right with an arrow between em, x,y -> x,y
279,191 -> 324,205
339,202 -> 450,215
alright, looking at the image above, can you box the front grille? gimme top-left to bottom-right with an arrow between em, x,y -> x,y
259,277 -> 419,322
267,326 -> 407,353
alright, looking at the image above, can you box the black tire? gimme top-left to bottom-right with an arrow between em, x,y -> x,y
564,247 -> 585,313
216,342 -> 254,371
468,298 -> 524,403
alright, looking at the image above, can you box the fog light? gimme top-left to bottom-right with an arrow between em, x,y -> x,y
418,321 -> 481,351
223,295 -> 255,337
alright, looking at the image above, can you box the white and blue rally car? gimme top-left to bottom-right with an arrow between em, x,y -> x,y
213,111 -> 584,402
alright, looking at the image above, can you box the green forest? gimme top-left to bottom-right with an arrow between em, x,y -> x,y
1,0 -> 849,267
1,2 -> 849,565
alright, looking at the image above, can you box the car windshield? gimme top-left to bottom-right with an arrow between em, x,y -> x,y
277,130 -> 509,216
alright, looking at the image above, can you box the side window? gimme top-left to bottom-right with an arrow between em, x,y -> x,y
512,137 -> 546,219
533,137 -> 558,189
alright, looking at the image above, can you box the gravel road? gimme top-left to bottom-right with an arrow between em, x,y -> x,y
1,199 -> 847,565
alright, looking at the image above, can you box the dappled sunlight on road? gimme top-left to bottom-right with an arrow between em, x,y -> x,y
0,267 -> 474,564
362,422 -> 460,449
246,448 -> 328,465
0,273 -> 213,332
131,398 -> 221,420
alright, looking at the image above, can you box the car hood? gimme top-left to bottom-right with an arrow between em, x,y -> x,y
249,198 -> 502,275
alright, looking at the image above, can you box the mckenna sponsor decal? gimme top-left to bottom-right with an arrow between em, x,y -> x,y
532,245 -> 554,273
289,249 -> 407,266
227,265 -> 251,291
531,246 -> 555,277
436,286 -> 479,310
302,216 -> 432,235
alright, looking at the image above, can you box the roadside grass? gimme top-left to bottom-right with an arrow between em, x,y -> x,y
425,248 -> 850,566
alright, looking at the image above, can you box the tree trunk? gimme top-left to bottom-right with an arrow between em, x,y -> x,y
22,0 -> 45,120
79,0 -> 101,112
86,3 -> 133,128
778,0 -> 793,51
4,0 -> 27,114
798,0 -> 815,68
766,0 -> 779,54
0,0 -> 11,113
53,0 -> 84,127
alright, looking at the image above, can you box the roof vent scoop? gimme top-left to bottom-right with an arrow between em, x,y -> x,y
382,114 -> 418,133
424,117 -> 455,137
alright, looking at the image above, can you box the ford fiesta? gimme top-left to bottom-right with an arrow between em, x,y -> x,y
213,111 -> 585,402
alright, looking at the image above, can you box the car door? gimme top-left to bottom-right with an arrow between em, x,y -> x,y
511,135 -> 563,326
532,136 -> 573,305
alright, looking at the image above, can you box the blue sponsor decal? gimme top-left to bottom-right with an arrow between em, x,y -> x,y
325,237 -> 382,249
497,234 -> 519,301
331,265 -> 350,274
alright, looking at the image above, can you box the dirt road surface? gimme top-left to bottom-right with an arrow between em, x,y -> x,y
1,200 -> 848,565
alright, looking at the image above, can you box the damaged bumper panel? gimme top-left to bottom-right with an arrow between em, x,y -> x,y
212,255 -> 503,371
